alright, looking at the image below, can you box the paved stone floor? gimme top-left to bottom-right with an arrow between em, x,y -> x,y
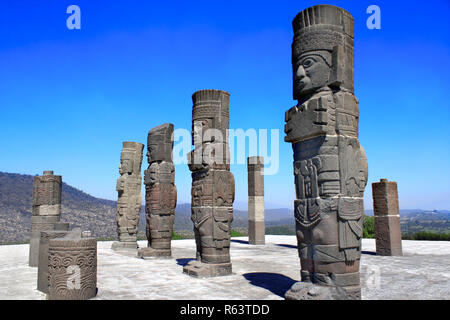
0,236 -> 449,300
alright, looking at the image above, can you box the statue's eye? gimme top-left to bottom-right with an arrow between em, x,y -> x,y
302,58 -> 315,68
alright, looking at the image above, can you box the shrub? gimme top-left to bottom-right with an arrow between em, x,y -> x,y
363,215 -> 375,238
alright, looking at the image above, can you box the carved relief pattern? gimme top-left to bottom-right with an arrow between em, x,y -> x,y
48,239 -> 97,300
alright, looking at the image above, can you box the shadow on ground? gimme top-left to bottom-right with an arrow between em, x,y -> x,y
276,244 -> 297,249
243,272 -> 297,298
361,251 -> 377,256
176,258 -> 195,267
231,239 -> 249,244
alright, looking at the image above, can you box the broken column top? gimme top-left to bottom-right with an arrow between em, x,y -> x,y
43,171 -> 54,176
147,123 -> 174,163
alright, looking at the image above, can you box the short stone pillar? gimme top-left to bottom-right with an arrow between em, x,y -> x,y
111,141 -> 144,252
48,236 -> 97,300
372,179 -> 403,256
138,124 -> 177,259
37,229 -> 81,293
29,171 -> 64,267
247,156 -> 265,245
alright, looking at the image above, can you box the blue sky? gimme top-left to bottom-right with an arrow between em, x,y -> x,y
0,0 -> 449,210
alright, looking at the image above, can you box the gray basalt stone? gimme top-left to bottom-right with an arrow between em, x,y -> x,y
184,89 -> 235,277
29,171 -> 64,267
112,141 -> 144,252
138,124 -> 177,259
48,234 -> 97,300
247,156 -> 265,245
37,229 -> 81,293
372,179 -> 403,256
284,5 -> 368,300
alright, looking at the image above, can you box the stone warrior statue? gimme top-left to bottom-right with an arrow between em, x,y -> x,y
138,123 -> 177,258
111,141 -> 144,251
183,89 -> 235,277
284,5 -> 368,300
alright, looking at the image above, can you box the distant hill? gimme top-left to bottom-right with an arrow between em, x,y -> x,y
0,172 -> 118,243
1,172 -> 449,243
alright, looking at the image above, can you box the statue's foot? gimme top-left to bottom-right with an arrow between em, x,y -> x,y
285,282 -> 360,300
183,260 -> 232,278
137,247 -> 171,259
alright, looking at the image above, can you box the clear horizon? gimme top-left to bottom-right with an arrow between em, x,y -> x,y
1,1 -> 449,210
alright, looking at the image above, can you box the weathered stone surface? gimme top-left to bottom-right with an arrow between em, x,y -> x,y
112,141 -> 144,251
184,89 -> 235,277
29,171 -> 63,267
248,156 -> 265,245
48,235 -> 97,300
138,124 -> 177,259
284,5 -> 368,300
37,229 -> 80,293
372,179 -> 403,256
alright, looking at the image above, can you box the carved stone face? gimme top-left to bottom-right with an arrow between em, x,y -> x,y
119,154 -> 133,175
193,120 -> 210,146
147,143 -> 159,163
293,53 -> 331,98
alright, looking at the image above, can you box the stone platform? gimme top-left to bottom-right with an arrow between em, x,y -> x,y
0,236 -> 449,300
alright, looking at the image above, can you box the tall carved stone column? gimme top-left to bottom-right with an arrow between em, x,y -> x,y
372,179 -> 403,256
184,89 -> 235,277
29,171 -> 69,267
138,124 -> 177,258
284,5 -> 368,300
111,141 -> 144,251
247,156 -> 265,245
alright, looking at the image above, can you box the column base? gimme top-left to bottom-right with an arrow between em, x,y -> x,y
183,260 -> 232,278
285,282 -> 361,300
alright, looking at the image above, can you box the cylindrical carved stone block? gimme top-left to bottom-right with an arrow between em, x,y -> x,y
138,123 -> 177,259
284,5 -> 368,300
29,171 -> 63,267
372,179 -> 403,256
184,89 -> 235,278
248,156 -> 265,245
48,237 -> 97,300
112,141 -> 144,251
37,229 -> 73,293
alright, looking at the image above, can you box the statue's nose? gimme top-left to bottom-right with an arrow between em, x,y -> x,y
296,65 -> 306,79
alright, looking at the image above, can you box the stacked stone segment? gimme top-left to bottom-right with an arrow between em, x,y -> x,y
372,179 -> 402,256
247,156 -> 265,245
29,171 -> 68,267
